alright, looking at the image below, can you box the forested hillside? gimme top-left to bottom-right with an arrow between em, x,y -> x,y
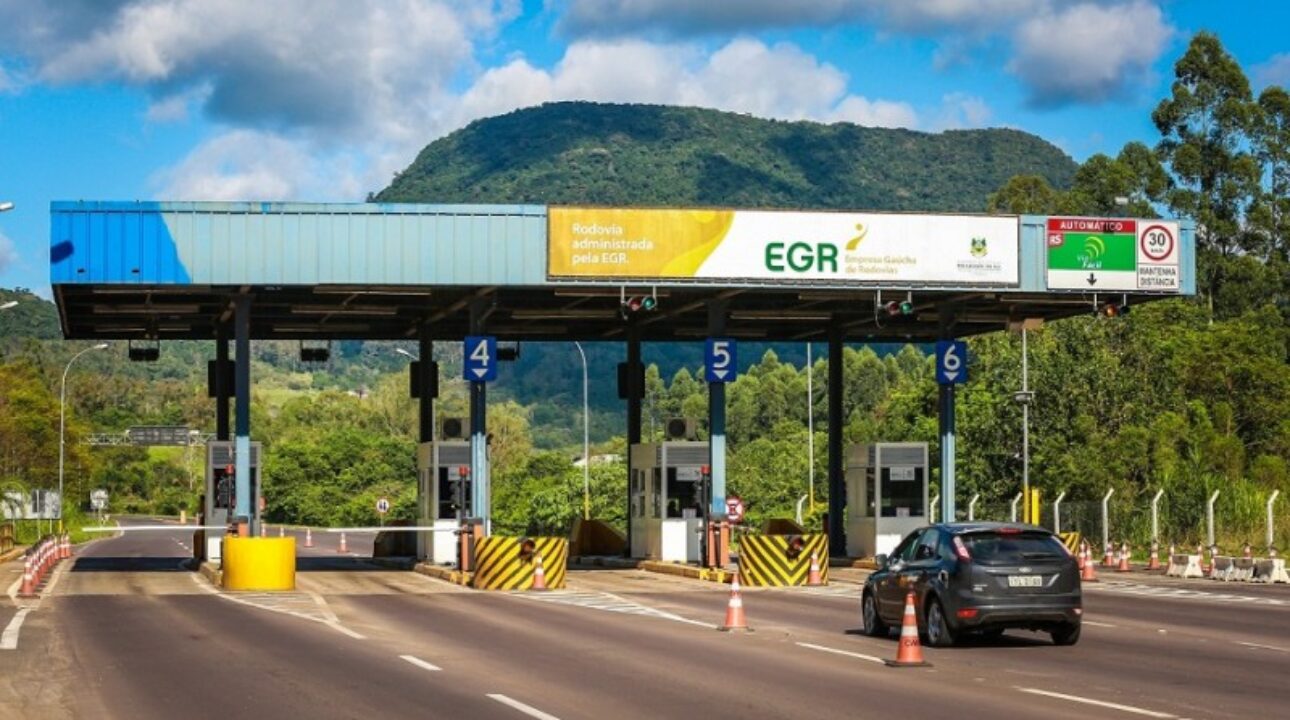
376,102 -> 1077,210
2,34 -> 1286,549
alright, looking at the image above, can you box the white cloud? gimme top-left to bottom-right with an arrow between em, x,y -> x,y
932,92 -> 992,130
145,85 -> 211,123
450,38 -> 919,131
0,230 -> 16,275
1254,53 -> 1290,89
151,129 -> 365,201
1009,1 -> 1172,106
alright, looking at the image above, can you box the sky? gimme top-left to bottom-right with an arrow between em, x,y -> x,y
1,0 -> 1287,297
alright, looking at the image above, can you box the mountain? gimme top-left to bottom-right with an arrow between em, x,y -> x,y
376,102 -> 1078,209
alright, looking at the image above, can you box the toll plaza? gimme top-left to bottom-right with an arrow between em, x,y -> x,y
50,202 -> 1194,588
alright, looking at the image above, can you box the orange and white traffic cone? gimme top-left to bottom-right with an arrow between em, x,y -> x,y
278,526 -> 285,538
807,552 -> 824,586
531,553 -> 549,591
18,554 -> 36,598
1147,542 -> 1161,571
885,591 -> 931,667
62,534 -> 70,560
1102,542 -> 1114,567
304,528 -> 314,548
260,523 -> 267,538
1243,543 -> 1252,560
1118,543 -> 1131,572
338,532 -> 348,554
718,572 -> 751,632
1081,547 -> 1099,582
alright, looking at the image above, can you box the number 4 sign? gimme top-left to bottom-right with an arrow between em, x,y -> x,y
936,340 -> 968,385
463,335 -> 497,382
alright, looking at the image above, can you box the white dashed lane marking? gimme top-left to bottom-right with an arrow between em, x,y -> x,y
1085,580 -> 1288,607
515,590 -> 711,627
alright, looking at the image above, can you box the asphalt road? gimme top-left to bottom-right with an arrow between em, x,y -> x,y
1,525 -> 1287,719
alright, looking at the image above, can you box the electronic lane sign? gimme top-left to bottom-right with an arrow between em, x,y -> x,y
463,335 -> 497,382
705,338 -> 737,383
936,341 -> 968,385
1046,217 -> 1181,292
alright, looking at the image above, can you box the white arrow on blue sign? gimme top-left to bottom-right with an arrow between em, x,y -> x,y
705,338 -> 737,383
463,335 -> 498,382
936,340 -> 968,385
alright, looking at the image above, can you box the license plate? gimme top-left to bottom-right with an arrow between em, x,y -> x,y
1008,575 -> 1042,588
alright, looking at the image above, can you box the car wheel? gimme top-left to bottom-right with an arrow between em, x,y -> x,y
1050,622 -> 1081,646
924,597 -> 957,648
862,591 -> 888,637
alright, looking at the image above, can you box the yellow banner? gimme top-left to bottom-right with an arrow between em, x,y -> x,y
548,207 -> 735,278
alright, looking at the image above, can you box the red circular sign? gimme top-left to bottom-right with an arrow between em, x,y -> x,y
725,495 -> 745,523
1140,224 -> 1175,262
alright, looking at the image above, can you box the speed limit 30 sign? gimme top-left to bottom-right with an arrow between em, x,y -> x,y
1137,222 -> 1180,291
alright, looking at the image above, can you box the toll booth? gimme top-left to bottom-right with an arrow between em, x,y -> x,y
416,438 -> 471,564
203,440 -> 262,561
629,441 -> 709,561
844,442 -> 929,558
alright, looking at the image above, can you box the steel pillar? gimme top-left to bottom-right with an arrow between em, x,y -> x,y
707,302 -> 728,518
233,296 -> 253,535
418,333 -> 434,443
826,325 -> 845,555
938,318 -> 958,524
215,331 -> 230,441
625,326 -> 642,555
469,300 -> 490,534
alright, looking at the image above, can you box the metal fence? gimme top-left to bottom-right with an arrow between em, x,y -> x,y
951,494 -> 1289,552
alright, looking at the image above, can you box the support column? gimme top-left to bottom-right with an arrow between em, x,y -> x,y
827,324 -> 845,556
468,300 -> 490,534
625,325 -> 642,555
939,314 -> 958,524
707,302 -> 728,518
233,296 -> 253,535
215,330 -> 230,441
418,333 -> 434,443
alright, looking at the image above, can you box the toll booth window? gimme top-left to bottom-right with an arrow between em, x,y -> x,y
436,468 -> 456,519
666,466 -> 701,518
214,471 -> 232,509
880,466 -> 924,517
651,469 -> 663,519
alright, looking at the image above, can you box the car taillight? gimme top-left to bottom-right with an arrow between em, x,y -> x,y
952,536 -> 972,562
957,608 -> 978,619
996,527 -> 1022,534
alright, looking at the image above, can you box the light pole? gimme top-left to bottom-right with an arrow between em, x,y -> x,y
1013,323 -> 1035,521
59,343 -> 109,532
573,342 -> 590,521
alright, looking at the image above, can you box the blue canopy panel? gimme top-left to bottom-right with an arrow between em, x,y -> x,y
51,201 -> 547,287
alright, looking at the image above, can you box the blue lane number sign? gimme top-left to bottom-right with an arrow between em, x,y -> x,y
705,338 -> 737,383
464,335 -> 497,382
936,340 -> 968,385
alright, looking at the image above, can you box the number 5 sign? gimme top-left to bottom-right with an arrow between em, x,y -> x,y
705,338 -> 737,383
936,340 -> 967,385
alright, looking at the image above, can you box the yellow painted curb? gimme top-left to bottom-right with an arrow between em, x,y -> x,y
222,537 -> 296,591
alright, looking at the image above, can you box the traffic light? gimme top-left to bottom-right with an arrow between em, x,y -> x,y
622,295 -> 657,314
1095,302 -> 1130,318
883,299 -> 916,317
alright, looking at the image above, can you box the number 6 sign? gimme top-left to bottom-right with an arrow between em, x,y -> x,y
936,340 -> 967,385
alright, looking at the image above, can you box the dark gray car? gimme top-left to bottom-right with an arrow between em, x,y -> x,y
861,522 -> 1082,647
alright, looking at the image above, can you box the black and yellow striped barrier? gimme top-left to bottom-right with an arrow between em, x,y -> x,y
1059,532 -> 1081,554
472,536 -> 568,591
738,534 -> 829,587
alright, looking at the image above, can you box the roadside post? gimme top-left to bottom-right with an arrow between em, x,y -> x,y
1268,490 -> 1281,551
1206,490 -> 1220,549
464,329 -> 496,535
1150,489 -> 1165,545
1101,488 -> 1115,556
705,331 -> 736,569
935,340 -> 967,525
967,494 -> 980,522
1053,491 -> 1066,534
1010,493 -> 1022,523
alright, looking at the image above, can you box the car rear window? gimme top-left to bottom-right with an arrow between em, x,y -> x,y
962,532 -> 1066,563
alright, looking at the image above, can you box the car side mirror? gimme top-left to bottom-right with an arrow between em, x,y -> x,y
874,554 -> 888,569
